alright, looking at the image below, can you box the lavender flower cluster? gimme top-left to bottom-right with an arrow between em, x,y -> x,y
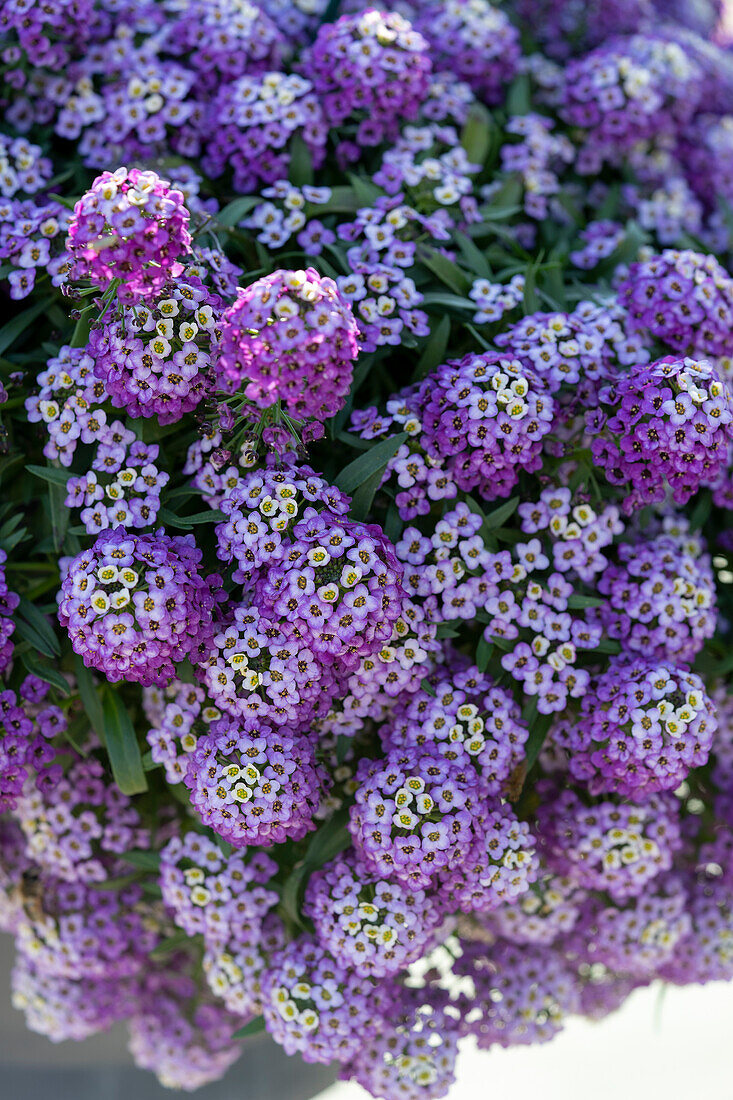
3,0 -> 733,1096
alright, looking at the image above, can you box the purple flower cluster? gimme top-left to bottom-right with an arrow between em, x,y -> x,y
65,168 -> 192,300
660,872 -> 733,984
88,273 -> 223,424
11,954 -> 136,1043
618,249 -> 733,358
183,715 -> 327,847
253,511 -> 406,667
457,939 -> 580,1048
64,439 -> 169,534
437,803 -> 537,916
160,831 -> 277,939
58,527 -> 223,684
15,876 -> 158,980
13,753 -> 149,884
488,868 -> 586,945
215,267 -> 360,430
497,114 -> 575,221
128,970 -> 243,1090
597,520 -> 716,662
383,662 -> 528,796
559,37 -> 702,172
203,912 -> 286,1018
301,10 -> 432,161
348,745 -> 485,888
0,690 -> 35,812
570,875 -> 690,977
261,934 -> 378,1064
0,549 -> 18,676
415,1 -> 520,106
344,988 -> 460,1100
588,355 -> 733,512
0,195 -> 72,299
416,351 -> 555,500
163,0 -> 285,96
535,783 -> 683,901
558,658 -> 716,798
199,600 -> 340,730
25,345 -> 107,467
517,486 -> 623,582
203,72 -> 327,193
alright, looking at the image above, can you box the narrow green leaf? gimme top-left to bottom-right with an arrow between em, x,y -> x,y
454,232 -> 491,279
421,292 -> 474,310
158,508 -> 225,529
26,464 -> 71,488
413,315 -> 450,381
289,132 -> 314,187
419,249 -> 471,295
334,432 -> 407,495
460,103 -> 494,166
475,636 -> 493,674
49,480 -> 70,554
102,691 -> 148,795
121,849 -> 161,871
216,196 -> 260,227
70,306 -> 95,350
0,296 -> 54,356
349,467 -> 388,522
233,1017 -> 266,1041
435,623 -> 460,639
483,497 -> 519,530
150,930 -> 192,960
524,714 -> 554,772
18,651 -> 71,695
73,656 -> 106,738
506,72 -> 531,115
15,595 -> 60,658
566,594 -> 605,609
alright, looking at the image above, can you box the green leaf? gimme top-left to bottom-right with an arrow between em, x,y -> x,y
421,293 -> 474,310
18,651 -> 71,696
475,636 -> 492,674
216,196 -> 260,227
15,595 -> 60,658
460,103 -> 495,166
102,691 -> 148,795
312,186 -> 361,216
0,296 -> 54,356
523,263 -> 540,314
49,480 -> 70,554
483,497 -> 519,530
150,930 -> 193,960
121,849 -> 161,871
158,508 -> 225,529
302,807 -> 351,872
419,249 -> 471,295
289,132 -> 314,187
506,72 -> 531,115
73,656 -> 106,739
25,464 -> 71,488
70,306 -> 95,350
232,1017 -> 266,1041
454,232 -> 491,279
281,809 -> 351,927
435,623 -> 460,639
524,714 -> 554,772
349,467 -> 388,522
413,315 -> 450,382
334,432 -> 407,495
566,594 -> 605,609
